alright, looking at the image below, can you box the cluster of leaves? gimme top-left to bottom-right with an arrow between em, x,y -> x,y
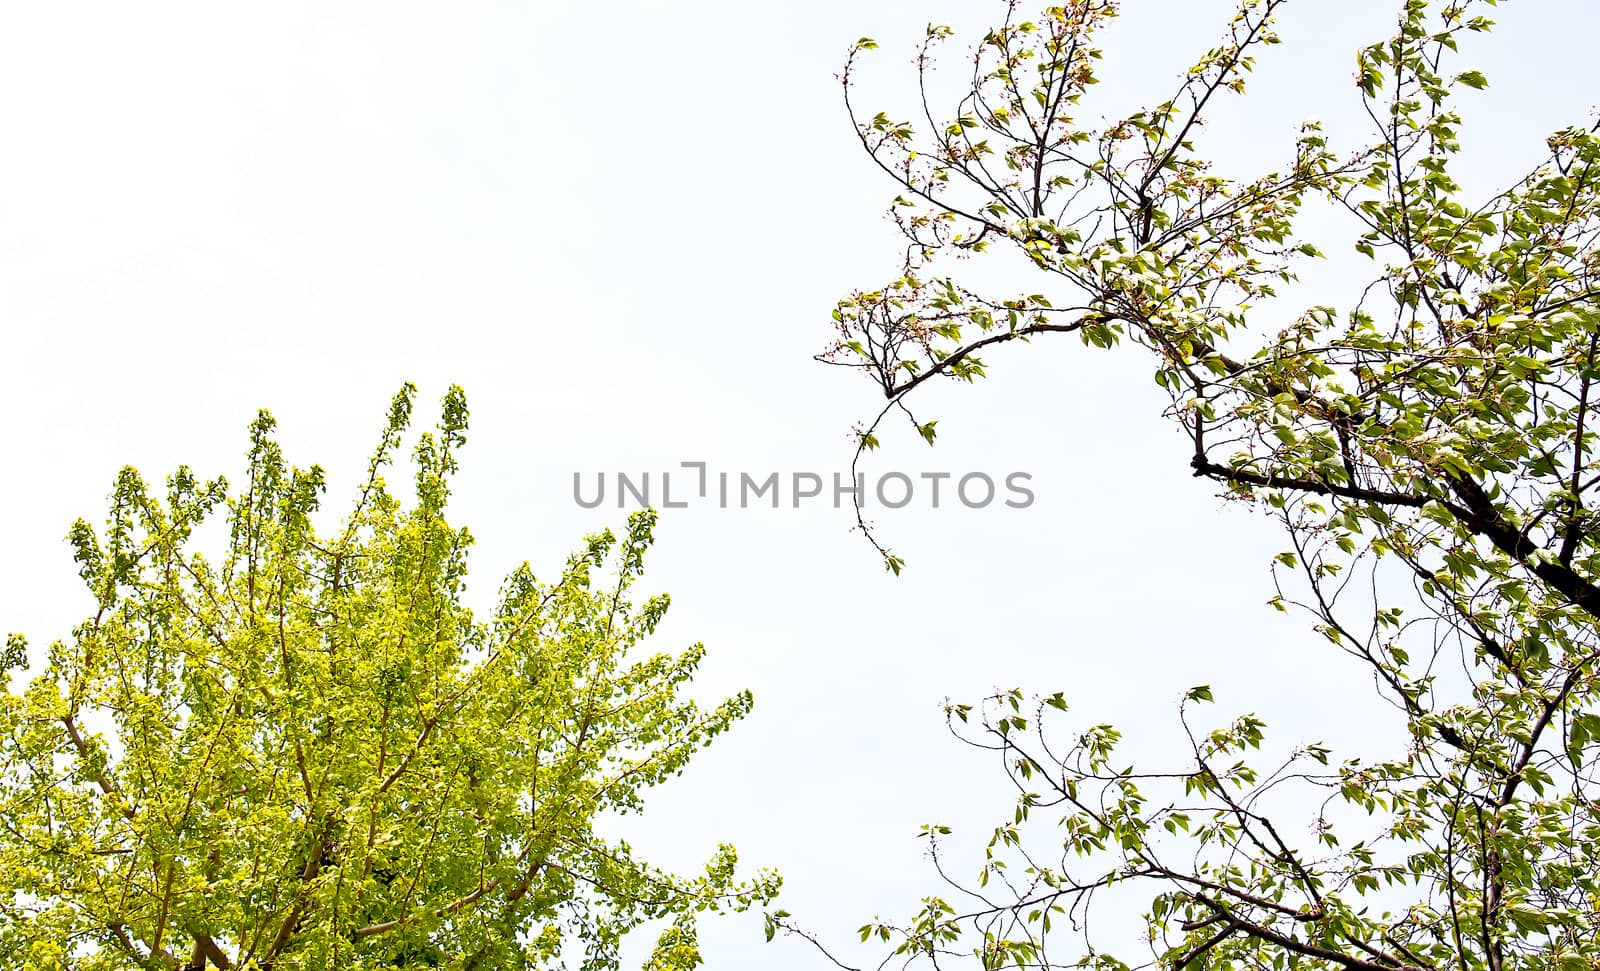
0,385 -> 776,970
805,0 -> 1600,969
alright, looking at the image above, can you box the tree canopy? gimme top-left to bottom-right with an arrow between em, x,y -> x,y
0,385 -> 776,970
787,0 -> 1600,969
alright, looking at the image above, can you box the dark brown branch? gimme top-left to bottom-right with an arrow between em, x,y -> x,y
192,933 -> 233,969
1191,456 -> 1600,621
60,714 -> 135,822
1191,893 -> 1428,971
885,319 -> 1091,399
1445,473 -> 1600,620
1190,458 -> 1435,510
1175,920 -> 1238,970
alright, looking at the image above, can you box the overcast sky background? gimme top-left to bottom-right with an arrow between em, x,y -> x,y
1,0 -> 1597,966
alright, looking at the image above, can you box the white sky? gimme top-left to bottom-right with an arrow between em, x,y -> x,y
1,1 -> 1596,967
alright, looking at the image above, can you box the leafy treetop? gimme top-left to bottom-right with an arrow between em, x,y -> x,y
0,385 -> 777,971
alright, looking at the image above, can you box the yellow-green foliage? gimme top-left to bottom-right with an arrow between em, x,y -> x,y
0,385 -> 776,970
